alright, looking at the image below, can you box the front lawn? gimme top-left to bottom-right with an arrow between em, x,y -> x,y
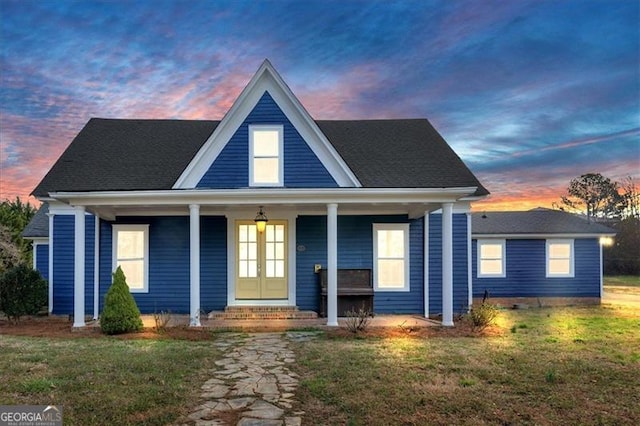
0,334 -> 220,425
293,306 -> 640,425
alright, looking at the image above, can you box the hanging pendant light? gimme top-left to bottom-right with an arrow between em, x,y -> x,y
254,206 -> 268,233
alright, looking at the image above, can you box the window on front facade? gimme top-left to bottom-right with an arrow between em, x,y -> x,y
373,224 -> 410,291
546,239 -> 574,277
112,225 -> 149,292
477,239 -> 505,278
250,125 -> 283,186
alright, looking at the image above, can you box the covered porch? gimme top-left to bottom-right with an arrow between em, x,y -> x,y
51,187 -> 477,328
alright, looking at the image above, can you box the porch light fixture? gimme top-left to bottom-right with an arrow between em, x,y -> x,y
254,206 -> 268,233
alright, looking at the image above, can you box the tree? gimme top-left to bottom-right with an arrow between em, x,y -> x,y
100,266 -> 143,335
0,197 -> 37,268
560,173 -> 625,222
621,176 -> 640,219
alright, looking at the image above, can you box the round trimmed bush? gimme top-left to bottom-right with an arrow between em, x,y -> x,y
100,266 -> 143,335
0,264 -> 47,322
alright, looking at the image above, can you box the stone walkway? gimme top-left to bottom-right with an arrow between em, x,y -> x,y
179,332 -> 318,426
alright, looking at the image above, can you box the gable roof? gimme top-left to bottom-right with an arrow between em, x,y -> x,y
22,202 -> 49,238
33,117 -> 488,197
175,59 -> 361,188
472,208 -> 615,236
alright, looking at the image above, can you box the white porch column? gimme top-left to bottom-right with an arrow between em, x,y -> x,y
467,212 -> 473,311
47,212 -> 54,314
327,203 -> 338,326
73,206 -> 86,328
423,212 -> 429,319
189,204 -> 201,326
93,215 -> 100,320
442,202 -> 454,326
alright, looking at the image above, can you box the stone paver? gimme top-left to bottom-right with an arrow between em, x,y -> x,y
179,332 -> 318,426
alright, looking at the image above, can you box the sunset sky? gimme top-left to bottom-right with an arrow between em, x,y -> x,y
1,0 -> 638,211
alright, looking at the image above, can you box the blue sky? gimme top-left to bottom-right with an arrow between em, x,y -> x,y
1,0 -> 638,209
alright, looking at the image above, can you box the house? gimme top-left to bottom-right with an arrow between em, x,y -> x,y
25,60 -> 490,327
471,208 -> 615,307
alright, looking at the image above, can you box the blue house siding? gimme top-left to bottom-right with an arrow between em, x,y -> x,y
296,213 -> 468,315
51,214 -> 95,315
197,91 -> 337,188
98,216 -> 227,314
200,216 -> 227,312
35,244 -> 49,280
427,213 -> 469,315
472,238 -> 601,298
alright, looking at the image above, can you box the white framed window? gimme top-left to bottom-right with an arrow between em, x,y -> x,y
477,239 -> 506,278
249,125 -> 283,186
112,225 -> 149,292
373,223 -> 410,292
546,239 -> 574,278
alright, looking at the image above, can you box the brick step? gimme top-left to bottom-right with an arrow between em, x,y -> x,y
208,306 -> 318,320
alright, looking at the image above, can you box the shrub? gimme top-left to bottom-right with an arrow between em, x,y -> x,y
343,304 -> 373,334
100,266 -> 143,335
469,302 -> 499,330
0,264 -> 47,322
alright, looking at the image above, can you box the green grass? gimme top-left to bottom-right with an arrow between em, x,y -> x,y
293,306 -> 640,425
0,336 -> 220,425
604,275 -> 640,287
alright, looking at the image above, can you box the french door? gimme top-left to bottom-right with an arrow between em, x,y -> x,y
235,220 -> 288,299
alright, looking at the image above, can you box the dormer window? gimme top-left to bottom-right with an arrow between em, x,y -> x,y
250,125 -> 283,186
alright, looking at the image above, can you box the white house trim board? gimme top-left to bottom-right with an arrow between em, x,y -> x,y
50,187 -> 478,207
93,215 -> 100,320
466,212 -> 472,311
48,212 -> 54,313
423,212 -> 429,318
472,233 -> 615,239
174,59 -> 361,189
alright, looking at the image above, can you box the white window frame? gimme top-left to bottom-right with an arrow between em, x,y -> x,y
477,239 -> 506,278
373,223 -> 410,292
249,124 -> 284,187
546,239 -> 574,278
112,224 -> 150,293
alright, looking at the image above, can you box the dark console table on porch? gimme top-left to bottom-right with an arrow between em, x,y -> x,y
319,268 -> 373,317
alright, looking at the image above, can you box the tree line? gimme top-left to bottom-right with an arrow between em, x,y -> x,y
555,173 -> 639,275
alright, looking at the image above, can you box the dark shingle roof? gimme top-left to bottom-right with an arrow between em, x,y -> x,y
21,202 -> 49,238
317,119 -> 488,194
33,118 -> 488,197
472,208 -> 616,235
33,119 -> 219,197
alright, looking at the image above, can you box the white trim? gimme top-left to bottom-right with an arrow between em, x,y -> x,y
473,233 -> 615,239
225,209 -> 297,306
372,223 -> 411,292
326,203 -> 338,326
173,59 -> 361,189
249,124 -> 284,187
189,204 -> 201,326
546,239 -> 575,278
31,238 -> 48,269
442,202 -> 454,327
476,239 -> 506,278
48,213 -> 54,313
423,212 -> 429,318
93,215 -> 100,320
73,206 -> 86,328
599,242 -> 603,298
51,187 -> 478,207
111,224 -> 150,293
467,213 -> 472,311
